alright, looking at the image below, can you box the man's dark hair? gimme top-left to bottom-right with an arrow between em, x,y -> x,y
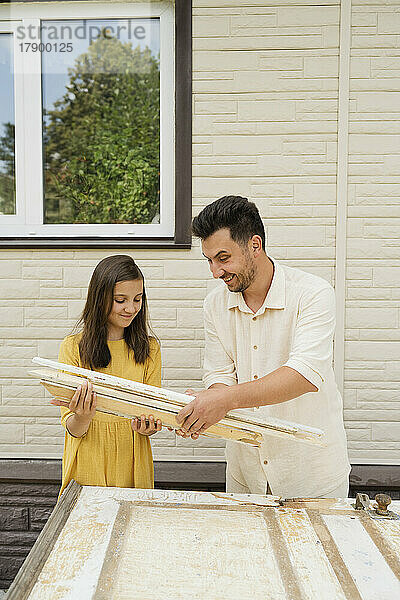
192,196 -> 265,250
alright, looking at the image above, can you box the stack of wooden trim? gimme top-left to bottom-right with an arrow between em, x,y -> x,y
30,357 -> 325,448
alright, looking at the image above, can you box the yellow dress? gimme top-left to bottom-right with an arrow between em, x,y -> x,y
58,333 -> 161,495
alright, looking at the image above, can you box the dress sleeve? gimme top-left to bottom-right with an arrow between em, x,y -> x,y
58,335 -> 81,367
283,285 -> 336,391
58,336 -> 80,429
144,338 -> 161,387
203,296 -> 237,389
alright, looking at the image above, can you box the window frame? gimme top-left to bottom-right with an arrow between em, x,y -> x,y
0,0 -> 192,248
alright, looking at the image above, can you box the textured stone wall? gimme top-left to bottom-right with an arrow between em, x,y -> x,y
0,482 -> 58,589
343,1 -> 400,464
0,0 -> 399,467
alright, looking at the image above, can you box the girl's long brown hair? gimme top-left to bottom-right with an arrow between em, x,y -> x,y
77,255 -> 151,368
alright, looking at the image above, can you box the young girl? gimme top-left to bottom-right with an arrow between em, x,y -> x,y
53,255 -> 162,495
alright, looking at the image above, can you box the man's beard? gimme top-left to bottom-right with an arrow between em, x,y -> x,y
227,253 -> 256,293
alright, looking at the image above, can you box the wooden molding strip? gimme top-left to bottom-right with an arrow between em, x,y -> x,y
39,375 -> 262,447
30,359 -> 325,446
359,516 -> 400,581
262,510 -> 304,600
93,501 -> 132,600
307,510 -> 363,600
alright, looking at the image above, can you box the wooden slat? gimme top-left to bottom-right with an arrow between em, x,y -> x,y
358,516 -> 400,583
276,508 -> 346,600
30,358 -> 325,445
40,379 -> 263,447
307,510 -> 363,600
262,509 -> 304,600
32,365 -> 325,446
124,501 -> 270,512
322,513 -> 400,600
80,486 -> 281,507
6,481 -> 82,600
26,485 -> 121,600
94,501 -> 132,600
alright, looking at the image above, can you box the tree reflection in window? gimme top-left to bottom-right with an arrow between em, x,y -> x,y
0,34 -> 15,216
43,28 -> 160,225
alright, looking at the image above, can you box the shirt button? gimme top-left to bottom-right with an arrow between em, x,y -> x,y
252,316 -> 257,321
253,345 -> 258,350
254,375 -> 258,379
264,460 -> 268,465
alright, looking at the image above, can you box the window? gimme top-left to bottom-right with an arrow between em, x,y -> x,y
0,1 -> 191,247
0,32 -> 15,216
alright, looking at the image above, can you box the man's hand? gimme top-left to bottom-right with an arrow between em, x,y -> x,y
173,389 -> 200,440
176,387 -> 231,435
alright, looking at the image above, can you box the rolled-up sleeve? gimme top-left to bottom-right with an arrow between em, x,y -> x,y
203,297 -> 237,389
283,285 -> 336,390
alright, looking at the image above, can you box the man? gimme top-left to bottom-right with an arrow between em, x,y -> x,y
176,196 -> 350,498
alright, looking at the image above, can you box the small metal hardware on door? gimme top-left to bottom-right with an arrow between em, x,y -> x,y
354,492 -> 370,511
374,493 -> 391,516
353,492 -> 399,520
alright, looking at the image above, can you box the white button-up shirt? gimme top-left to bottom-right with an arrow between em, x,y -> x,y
203,259 -> 351,498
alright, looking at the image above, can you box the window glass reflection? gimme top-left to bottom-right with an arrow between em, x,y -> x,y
42,19 -> 160,225
0,34 -> 15,215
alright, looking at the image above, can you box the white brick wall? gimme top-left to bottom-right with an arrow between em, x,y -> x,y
0,0 -> 399,466
345,0 -> 400,465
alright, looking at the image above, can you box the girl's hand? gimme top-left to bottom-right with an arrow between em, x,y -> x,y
132,415 -> 162,436
51,380 -> 96,420
50,380 -> 97,438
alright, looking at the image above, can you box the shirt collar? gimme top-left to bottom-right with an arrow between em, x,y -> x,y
227,258 -> 286,314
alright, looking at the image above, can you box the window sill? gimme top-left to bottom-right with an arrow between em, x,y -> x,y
0,237 -> 191,249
